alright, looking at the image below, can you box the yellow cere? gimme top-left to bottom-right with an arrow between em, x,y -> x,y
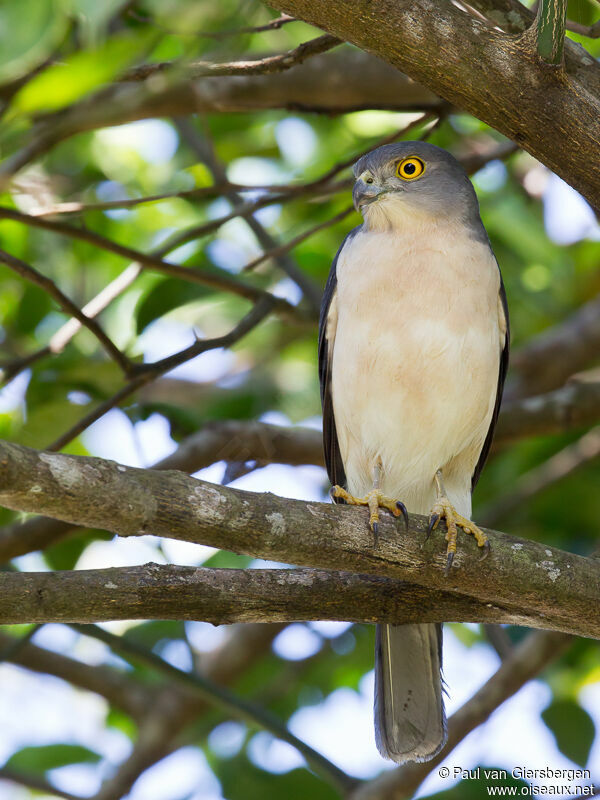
396,156 -> 425,180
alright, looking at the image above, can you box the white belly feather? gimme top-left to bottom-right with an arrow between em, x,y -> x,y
330,226 -> 504,517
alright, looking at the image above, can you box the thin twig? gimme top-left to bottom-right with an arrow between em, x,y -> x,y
0,207 -> 300,319
175,117 -> 324,311
46,299 -> 274,450
25,180 -> 347,217
69,624 -> 357,796
130,295 -> 274,376
243,205 -> 355,272
0,248 -> 132,374
126,10 -> 297,38
122,33 -> 342,82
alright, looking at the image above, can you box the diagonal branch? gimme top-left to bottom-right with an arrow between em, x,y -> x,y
122,33 -> 342,81
0,248 -> 132,374
495,379 -> 600,443
175,117 -> 324,312
265,0 -> 600,211
0,207 -> 302,321
71,623 -> 356,795
45,296 -> 275,451
0,440 -> 598,638
505,293 -> 600,401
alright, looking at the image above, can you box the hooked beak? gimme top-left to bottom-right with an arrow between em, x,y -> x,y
353,181 -> 380,212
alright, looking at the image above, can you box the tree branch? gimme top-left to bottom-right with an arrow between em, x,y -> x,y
175,117 -> 323,313
0,248 -> 132,375
481,426 -> 600,528
265,0 -> 600,211
0,50 -> 443,184
2,375 -> 598,565
0,440 -> 598,638
72,624 -> 355,795
0,563 -> 589,635
121,33 -> 342,81
0,207 -> 302,322
0,630 -> 150,719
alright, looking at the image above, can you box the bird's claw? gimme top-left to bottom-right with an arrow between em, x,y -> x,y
444,551 -> 454,576
329,485 -> 409,544
395,500 -> 409,531
424,512 -> 440,545
427,495 -> 489,574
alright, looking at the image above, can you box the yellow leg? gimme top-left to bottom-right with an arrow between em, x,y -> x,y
330,461 -> 408,542
427,469 -> 490,575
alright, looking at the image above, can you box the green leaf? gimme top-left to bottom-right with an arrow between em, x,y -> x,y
210,753 -> 338,800
542,698 -> 595,767
14,284 -> 53,335
135,277 -> 212,334
12,31 -> 153,115
43,529 -> 112,571
124,620 -> 187,650
5,743 -> 101,775
0,0 -> 69,83
202,550 -> 253,569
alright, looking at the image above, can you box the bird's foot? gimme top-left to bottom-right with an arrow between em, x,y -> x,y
330,485 -> 408,543
426,496 -> 489,576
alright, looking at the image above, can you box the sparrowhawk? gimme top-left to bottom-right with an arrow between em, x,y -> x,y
318,141 -> 509,763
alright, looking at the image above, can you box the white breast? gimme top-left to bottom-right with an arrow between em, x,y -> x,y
330,223 -> 504,516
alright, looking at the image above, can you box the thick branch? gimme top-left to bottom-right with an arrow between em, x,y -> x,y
266,0 -> 600,210
0,631 -> 149,718
0,440 -> 597,638
0,50 -> 442,183
0,563 -> 579,633
2,377 -> 598,565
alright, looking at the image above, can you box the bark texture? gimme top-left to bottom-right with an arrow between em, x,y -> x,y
266,0 -> 600,210
0,439 -> 597,638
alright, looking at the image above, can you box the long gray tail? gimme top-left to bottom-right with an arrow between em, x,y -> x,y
374,622 -> 447,762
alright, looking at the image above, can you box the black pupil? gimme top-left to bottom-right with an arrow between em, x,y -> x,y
403,162 -> 416,175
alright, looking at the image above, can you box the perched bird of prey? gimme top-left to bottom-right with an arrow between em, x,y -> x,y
318,142 -> 509,763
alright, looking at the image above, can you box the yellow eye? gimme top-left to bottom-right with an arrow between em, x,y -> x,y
396,157 -> 425,181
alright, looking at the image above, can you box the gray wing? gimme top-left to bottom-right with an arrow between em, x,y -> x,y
471,274 -> 510,490
318,227 -> 361,489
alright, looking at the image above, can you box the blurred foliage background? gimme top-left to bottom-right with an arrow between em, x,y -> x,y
0,0 -> 599,798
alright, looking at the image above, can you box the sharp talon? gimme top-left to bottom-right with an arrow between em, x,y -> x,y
480,540 -> 491,560
425,513 -> 439,542
396,501 -> 409,531
329,487 -> 336,502
445,551 -> 455,576
372,520 -> 379,546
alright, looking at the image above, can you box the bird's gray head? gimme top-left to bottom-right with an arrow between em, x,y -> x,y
353,141 -> 481,232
